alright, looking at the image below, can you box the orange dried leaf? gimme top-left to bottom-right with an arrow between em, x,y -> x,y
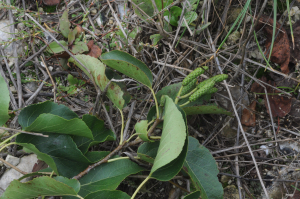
241,100 -> 256,127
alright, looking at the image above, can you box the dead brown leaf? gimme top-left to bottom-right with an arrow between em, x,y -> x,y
241,100 -> 256,127
86,40 -> 102,58
43,0 -> 61,5
251,77 -> 292,117
255,15 -> 290,74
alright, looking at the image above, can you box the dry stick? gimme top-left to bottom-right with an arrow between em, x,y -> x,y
123,101 -> 136,141
40,56 -> 56,103
0,157 -> 27,175
25,77 -> 47,105
6,0 -> 22,108
0,127 -> 48,137
206,32 -> 270,199
0,47 -> 18,91
19,45 -> 48,70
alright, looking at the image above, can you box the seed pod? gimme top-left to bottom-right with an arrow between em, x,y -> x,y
189,80 -> 215,102
206,87 -> 218,95
182,66 -> 208,86
209,74 -> 228,83
196,78 -> 215,89
181,78 -> 197,95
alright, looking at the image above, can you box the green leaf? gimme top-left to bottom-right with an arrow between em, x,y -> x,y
69,55 -> 131,109
137,141 -> 160,164
182,11 -> 197,27
184,136 -> 223,199
85,190 -> 130,199
84,151 -> 110,163
71,41 -> 89,54
182,104 -> 232,116
68,28 -> 77,45
73,115 -> 115,154
183,191 -> 201,199
53,176 -> 80,193
77,159 -> 144,197
46,40 -> 68,54
67,74 -> 79,85
164,6 -> 182,26
60,9 -> 71,38
16,134 -> 92,178
101,50 -> 153,88
150,34 -> 163,45
135,120 -> 152,142
150,96 -> 186,174
132,0 -> 172,20
1,176 -> 78,199
18,101 -> 78,128
0,73 -> 9,126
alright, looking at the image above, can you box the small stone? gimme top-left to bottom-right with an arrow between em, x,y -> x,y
38,7 -> 44,13
221,175 -> 231,184
25,81 -> 38,92
90,8 -> 97,15
109,19 -> 114,24
48,66 -> 53,71
10,86 -> 17,94
17,23 -> 25,30
177,180 -> 183,185
69,6 -> 75,10
3,155 -> 20,169
227,31 -> 241,45
223,185 -> 239,199
85,34 -> 92,39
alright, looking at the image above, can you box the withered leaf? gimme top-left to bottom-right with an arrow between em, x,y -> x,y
86,40 -> 102,58
241,100 -> 256,127
255,15 -> 290,74
251,77 -> 292,118
43,0 -> 61,5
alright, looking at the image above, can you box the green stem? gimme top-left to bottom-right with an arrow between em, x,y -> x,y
149,136 -> 161,140
76,195 -> 84,199
0,133 -> 20,147
119,108 -> 125,145
175,86 -> 183,104
0,142 -> 16,153
150,88 -> 160,119
179,101 -> 190,107
131,175 -> 151,199
107,157 -> 129,163
179,88 -> 197,99
126,133 -> 138,143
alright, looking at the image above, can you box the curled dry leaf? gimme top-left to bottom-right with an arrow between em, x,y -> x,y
86,40 -> 102,58
43,0 -> 61,6
241,100 -> 256,127
255,15 -> 290,74
251,76 -> 292,118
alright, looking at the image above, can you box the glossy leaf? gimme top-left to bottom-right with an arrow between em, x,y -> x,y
135,120 -> 152,142
16,134 -> 93,178
69,54 -> 130,109
76,159 -> 144,197
183,191 -> 201,199
85,190 -> 130,199
46,40 -> 68,54
0,73 -> 9,126
53,176 -> 80,193
1,176 -> 78,199
101,50 -> 153,88
184,136 -> 223,199
71,41 -> 89,54
73,115 -> 115,154
60,10 -> 71,38
150,96 -> 186,174
137,141 -> 160,164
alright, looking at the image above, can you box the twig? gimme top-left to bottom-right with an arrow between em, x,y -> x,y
123,101 -> 136,141
40,56 -> 56,103
0,157 -> 27,175
0,127 -> 48,137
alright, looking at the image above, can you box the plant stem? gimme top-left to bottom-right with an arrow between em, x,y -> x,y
147,119 -> 162,137
76,195 -> 84,199
126,133 -> 138,143
179,88 -> 197,99
0,133 -> 19,147
175,86 -> 183,104
179,101 -> 190,107
150,88 -> 160,119
0,142 -> 16,153
131,175 -> 151,199
107,157 -> 129,163
149,136 -> 161,139
119,108 -> 125,145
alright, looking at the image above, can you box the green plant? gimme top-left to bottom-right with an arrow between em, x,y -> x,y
0,10 -> 234,199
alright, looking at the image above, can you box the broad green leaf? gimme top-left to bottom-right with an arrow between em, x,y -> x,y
16,134 -> 93,178
182,104 -> 232,116
53,176 -> 80,193
77,159 -> 144,197
150,34 -> 163,45
132,0 -> 172,20
84,151 -> 110,163
150,96 -> 186,174
60,10 -> 71,38
85,190 -> 130,199
68,28 -> 77,45
0,73 -> 9,126
135,120 -> 152,142
46,40 -> 68,54
101,50 -> 153,88
184,136 -> 223,199
137,141 -> 160,164
73,114 -> 115,154
68,74 -> 79,85
183,191 -> 201,199
182,11 -> 197,27
71,41 -> 89,54
69,54 -> 130,109
1,176 -> 78,199
19,101 -> 78,128
164,6 -> 182,26
23,114 -> 93,139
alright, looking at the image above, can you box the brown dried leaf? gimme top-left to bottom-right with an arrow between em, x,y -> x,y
86,40 -> 102,58
43,0 -> 61,5
241,100 -> 256,127
32,160 -> 48,172
255,15 -> 290,74
251,77 -> 292,118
